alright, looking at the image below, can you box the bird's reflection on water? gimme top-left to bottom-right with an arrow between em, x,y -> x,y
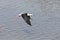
22,28 -> 35,35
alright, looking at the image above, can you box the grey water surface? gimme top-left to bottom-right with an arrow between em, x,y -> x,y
0,0 -> 60,40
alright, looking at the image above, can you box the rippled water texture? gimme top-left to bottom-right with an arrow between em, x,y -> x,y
0,0 -> 60,40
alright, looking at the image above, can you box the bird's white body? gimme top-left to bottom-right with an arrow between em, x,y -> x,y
18,13 -> 32,17
27,13 -> 32,16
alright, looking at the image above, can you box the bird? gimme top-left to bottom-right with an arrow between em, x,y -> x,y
18,13 -> 32,26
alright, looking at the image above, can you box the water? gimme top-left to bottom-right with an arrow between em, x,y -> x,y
0,0 -> 60,40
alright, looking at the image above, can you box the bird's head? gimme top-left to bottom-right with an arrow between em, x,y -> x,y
18,14 -> 22,17
16,13 -> 22,20
18,12 -> 24,17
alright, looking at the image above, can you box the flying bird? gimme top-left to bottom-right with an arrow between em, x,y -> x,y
18,13 -> 32,26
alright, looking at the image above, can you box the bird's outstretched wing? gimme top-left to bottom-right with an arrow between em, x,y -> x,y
21,13 -> 32,26
25,18 -> 32,26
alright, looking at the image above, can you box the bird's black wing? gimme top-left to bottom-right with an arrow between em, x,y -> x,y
21,14 -> 32,26
25,18 -> 32,26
